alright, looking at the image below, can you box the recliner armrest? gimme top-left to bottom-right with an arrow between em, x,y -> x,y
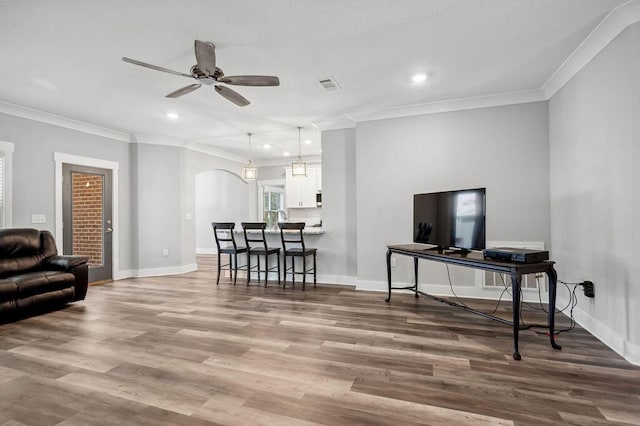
44,255 -> 89,271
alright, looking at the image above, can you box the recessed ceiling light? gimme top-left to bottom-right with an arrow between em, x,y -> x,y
304,139 -> 312,145
263,144 -> 271,149
165,112 -> 179,120
283,151 -> 290,157
411,73 -> 427,83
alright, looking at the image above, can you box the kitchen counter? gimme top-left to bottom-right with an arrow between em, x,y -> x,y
233,228 -> 324,235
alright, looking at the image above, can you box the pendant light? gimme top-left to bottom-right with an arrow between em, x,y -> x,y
241,132 -> 257,180
291,126 -> 307,178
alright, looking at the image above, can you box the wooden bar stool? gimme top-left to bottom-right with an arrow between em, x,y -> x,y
211,222 -> 247,285
278,222 -> 317,290
241,222 -> 281,286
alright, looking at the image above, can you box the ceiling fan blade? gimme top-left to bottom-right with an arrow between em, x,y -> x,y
215,86 -> 250,107
194,40 -> 216,77
122,57 -> 193,78
166,83 -> 201,98
219,75 -> 280,87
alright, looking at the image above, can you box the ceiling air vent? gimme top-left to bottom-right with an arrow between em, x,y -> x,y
317,77 -> 340,91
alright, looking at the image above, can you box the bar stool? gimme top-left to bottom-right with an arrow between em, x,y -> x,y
211,222 -> 247,285
278,222 -> 317,290
241,222 -> 281,286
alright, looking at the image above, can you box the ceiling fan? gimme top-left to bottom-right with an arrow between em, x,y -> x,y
122,40 -> 280,107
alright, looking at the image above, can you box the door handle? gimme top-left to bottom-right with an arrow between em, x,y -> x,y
105,227 -> 113,233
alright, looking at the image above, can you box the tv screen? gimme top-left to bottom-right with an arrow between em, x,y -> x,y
413,188 -> 486,251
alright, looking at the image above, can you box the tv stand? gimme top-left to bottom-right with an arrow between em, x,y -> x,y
386,243 -> 561,360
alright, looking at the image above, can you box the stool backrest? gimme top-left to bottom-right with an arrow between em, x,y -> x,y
241,222 -> 268,251
278,222 -> 306,251
212,222 -> 238,251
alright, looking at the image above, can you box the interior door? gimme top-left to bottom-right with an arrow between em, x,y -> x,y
62,164 -> 113,283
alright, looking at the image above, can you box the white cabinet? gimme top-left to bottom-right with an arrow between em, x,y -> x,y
285,166 -> 321,208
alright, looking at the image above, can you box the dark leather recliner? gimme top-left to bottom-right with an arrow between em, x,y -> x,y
0,228 -> 89,315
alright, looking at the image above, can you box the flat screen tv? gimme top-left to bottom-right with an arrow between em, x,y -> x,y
413,188 -> 486,252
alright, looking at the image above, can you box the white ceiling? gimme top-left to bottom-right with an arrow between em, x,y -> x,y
0,0 -> 626,162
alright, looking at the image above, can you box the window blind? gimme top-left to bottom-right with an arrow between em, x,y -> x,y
0,153 -> 4,228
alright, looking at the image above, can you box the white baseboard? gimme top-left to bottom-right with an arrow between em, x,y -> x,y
112,263 -> 199,279
355,279 -> 547,302
196,248 -> 217,254
317,274 -> 356,286
558,298 -> 640,366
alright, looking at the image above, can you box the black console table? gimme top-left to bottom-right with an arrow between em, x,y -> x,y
386,244 -> 561,360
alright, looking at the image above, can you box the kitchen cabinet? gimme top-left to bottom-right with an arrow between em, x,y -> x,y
285,166 -> 321,208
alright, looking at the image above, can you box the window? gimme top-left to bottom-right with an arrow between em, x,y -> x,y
263,186 -> 284,229
0,142 -> 14,228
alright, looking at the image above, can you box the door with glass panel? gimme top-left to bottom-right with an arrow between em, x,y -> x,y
263,185 -> 285,229
62,164 -> 113,283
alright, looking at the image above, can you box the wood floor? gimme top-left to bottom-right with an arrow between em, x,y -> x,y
1,256 -> 639,426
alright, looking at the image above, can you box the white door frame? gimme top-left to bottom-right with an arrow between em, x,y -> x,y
54,152 -> 120,279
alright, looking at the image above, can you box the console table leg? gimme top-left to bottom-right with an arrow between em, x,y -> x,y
413,257 -> 419,298
386,249 -> 392,302
547,267 -> 562,350
511,272 -> 522,361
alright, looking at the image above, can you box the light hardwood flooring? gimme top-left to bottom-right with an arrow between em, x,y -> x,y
1,255 -> 639,425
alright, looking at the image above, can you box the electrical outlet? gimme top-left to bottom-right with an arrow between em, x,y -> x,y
162,249 -> 169,257
31,214 -> 46,224
390,257 -> 397,268
582,280 -> 595,298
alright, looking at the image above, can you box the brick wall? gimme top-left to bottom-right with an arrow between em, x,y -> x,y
71,172 -> 103,266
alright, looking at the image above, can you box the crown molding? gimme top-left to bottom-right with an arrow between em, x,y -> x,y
317,0 -> 640,129
312,117 -> 356,131
350,89 -> 546,124
542,0 -> 640,98
0,101 -> 131,142
133,134 -> 246,163
257,155 -> 322,168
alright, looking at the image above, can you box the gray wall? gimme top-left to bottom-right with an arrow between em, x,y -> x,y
195,170 -> 249,251
549,22 -> 640,362
319,128 -> 358,282
355,102 -> 550,289
133,142 -> 247,272
0,112 -> 133,272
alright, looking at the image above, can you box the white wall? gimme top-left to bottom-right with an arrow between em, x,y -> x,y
355,102 -> 550,291
195,170 -> 249,252
549,22 -> 640,363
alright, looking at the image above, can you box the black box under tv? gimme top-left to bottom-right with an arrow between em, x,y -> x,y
483,247 -> 549,263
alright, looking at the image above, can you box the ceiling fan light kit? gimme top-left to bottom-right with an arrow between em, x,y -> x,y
122,40 -> 279,107
292,126 -> 307,178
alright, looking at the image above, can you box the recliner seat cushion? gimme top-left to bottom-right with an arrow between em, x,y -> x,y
9,271 -> 75,298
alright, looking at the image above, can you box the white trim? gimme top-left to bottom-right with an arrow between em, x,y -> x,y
357,279 -> 547,303
312,117 -> 357,131
561,301 -> 640,366
0,101 -> 130,142
135,134 -> 247,163
196,247 -> 217,254
314,0 -> 640,128
350,89 -> 546,124
257,156 -> 322,168
132,263 -> 198,278
542,0 -> 640,98
0,141 -> 14,227
317,274 -> 356,286
54,152 -> 120,281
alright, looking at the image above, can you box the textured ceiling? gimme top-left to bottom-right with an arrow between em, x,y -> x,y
0,0 -> 625,161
